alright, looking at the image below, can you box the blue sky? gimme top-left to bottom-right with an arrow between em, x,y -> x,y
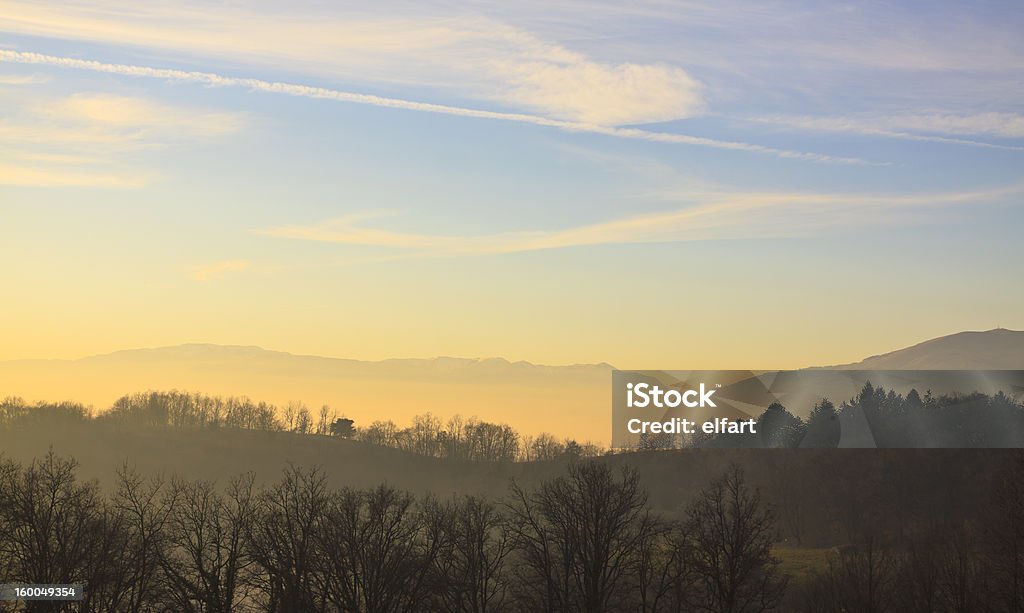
0,0 -> 1022,366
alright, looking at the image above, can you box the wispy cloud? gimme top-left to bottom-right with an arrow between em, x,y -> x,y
0,89 -> 243,187
0,72 -> 48,85
0,50 -> 868,164
747,113 -> 1024,151
42,93 -> 243,138
190,259 -> 251,281
2,1 -> 1021,141
0,3 -> 702,126
0,164 -> 145,187
258,184 -> 1024,257
0,92 -> 243,149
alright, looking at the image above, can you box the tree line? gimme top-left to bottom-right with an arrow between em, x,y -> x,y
0,453 -> 787,612
793,450 -> 1024,612
639,382 -> 1024,449
3,449 -> 1024,611
6,383 -> 1021,461
0,393 -> 603,463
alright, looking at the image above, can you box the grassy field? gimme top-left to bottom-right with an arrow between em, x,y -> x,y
775,547 -> 832,582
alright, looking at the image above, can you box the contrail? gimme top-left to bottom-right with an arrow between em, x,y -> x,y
0,49 -> 870,164
745,115 -> 1024,152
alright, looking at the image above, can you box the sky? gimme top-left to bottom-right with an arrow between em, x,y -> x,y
1,0 -> 1023,369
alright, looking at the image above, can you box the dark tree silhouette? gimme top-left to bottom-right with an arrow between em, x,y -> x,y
632,521 -> 696,613
685,465 -> 785,613
434,495 -> 512,613
507,460 -> 657,612
801,399 -> 840,448
316,484 -> 445,612
329,417 -> 354,438
160,473 -> 257,612
0,452 -> 127,613
113,464 -> 177,613
988,451 -> 1024,612
757,402 -> 805,448
248,465 -> 330,612
801,538 -> 896,613
4,390 -> 1024,613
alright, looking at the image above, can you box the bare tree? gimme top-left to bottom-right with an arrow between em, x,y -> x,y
802,538 -> 895,613
685,465 -> 785,613
988,450 -> 1024,612
0,452 -> 127,613
283,404 -> 297,433
294,406 -> 313,435
934,529 -> 988,613
632,521 -> 698,613
317,485 -> 444,612
315,406 -> 332,436
437,496 -> 512,613
895,534 -> 943,613
113,464 -> 177,612
507,460 -> 656,612
360,420 -> 398,447
408,413 -> 443,457
248,465 -> 330,612
524,433 -> 565,462
161,474 -> 257,612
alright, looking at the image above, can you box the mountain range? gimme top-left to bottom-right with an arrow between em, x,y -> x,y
1,328 -> 1021,442
828,328 -> 1024,370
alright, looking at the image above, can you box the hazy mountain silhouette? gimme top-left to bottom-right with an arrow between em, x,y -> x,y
2,329 -> 1022,442
827,328 -> 1024,369
0,344 -> 612,441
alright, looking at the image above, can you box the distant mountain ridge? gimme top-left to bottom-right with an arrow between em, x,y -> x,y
10,327 -> 1023,373
2,329 -> 1022,442
0,343 -> 614,442
827,328 -> 1024,370
20,343 -> 613,375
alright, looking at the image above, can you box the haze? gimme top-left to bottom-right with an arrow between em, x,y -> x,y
2,1 -> 1022,369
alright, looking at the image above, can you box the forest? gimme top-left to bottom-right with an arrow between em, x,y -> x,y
669,382 -> 1024,449
5,380 -> 1021,461
1,388 -> 1023,611
0,392 -> 602,463
1,449 -> 1022,612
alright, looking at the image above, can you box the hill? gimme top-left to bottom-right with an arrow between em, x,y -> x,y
0,416 -> 1007,542
828,328 -> 1024,369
